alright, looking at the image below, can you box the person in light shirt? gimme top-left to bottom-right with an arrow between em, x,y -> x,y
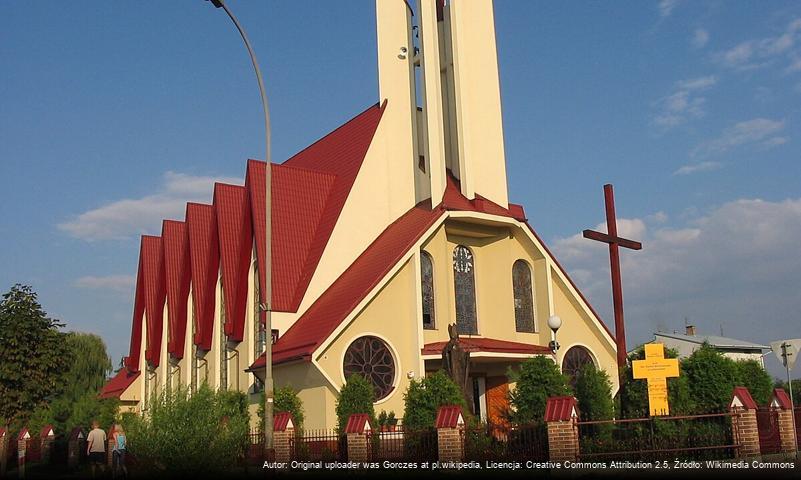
86,420 -> 107,478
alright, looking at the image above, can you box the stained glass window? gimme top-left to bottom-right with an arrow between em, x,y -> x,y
513,260 -> 536,333
220,281 -> 228,391
562,346 -> 594,387
343,336 -> 396,401
453,245 -> 477,335
421,251 -> 435,329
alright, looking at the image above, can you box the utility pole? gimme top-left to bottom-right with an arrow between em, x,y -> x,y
206,0 -> 274,453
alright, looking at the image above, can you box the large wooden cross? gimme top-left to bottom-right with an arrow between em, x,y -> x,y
583,184 -> 642,375
632,344 -> 679,416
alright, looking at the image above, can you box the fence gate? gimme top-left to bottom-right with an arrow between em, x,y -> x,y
756,407 -> 781,454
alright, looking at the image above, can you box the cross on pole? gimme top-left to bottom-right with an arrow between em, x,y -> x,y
583,184 -> 642,377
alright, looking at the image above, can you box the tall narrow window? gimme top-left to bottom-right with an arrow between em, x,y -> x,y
219,281 -> 228,391
513,260 -> 536,333
421,251 -> 436,329
452,245 -> 477,335
253,263 -> 265,392
191,309 -> 197,393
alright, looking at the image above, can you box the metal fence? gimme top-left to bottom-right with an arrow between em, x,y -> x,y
577,412 -> 739,461
463,422 -> 549,462
367,427 -> 438,463
291,429 -> 346,462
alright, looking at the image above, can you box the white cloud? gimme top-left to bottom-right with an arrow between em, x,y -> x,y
673,161 -> 723,176
692,118 -> 786,157
653,76 -> 717,129
74,275 -> 136,294
786,56 -> 801,73
551,197 -> 801,376
658,0 -> 680,18
692,28 -> 709,49
717,17 -> 801,70
58,171 -> 241,241
762,136 -> 788,148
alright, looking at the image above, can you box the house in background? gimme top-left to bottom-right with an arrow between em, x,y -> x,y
645,325 -> 769,367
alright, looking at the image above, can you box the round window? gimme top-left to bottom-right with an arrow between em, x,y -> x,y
343,336 -> 396,401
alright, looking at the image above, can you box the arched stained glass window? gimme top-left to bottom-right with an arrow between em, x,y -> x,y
562,346 -> 595,388
421,251 -> 435,329
343,336 -> 396,401
513,260 -> 536,333
453,245 -> 477,335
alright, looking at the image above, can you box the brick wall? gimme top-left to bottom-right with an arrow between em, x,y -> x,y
731,409 -> 760,458
346,433 -> 368,463
437,427 -> 463,463
274,428 -> 294,463
776,409 -> 797,455
547,420 -> 579,463
0,434 -> 7,477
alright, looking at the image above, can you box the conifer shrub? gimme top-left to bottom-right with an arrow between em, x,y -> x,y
334,374 -> 376,434
258,385 -> 305,433
507,356 -> 571,424
402,370 -> 468,431
735,359 -> 773,406
682,343 -> 739,413
574,363 -> 614,444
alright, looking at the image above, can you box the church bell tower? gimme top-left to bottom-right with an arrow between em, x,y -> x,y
375,0 -> 509,209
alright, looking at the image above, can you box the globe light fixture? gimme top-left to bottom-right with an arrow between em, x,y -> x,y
548,315 -> 562,354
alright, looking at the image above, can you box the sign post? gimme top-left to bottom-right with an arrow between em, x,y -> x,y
772,339 -> 800,457
632,344 -> 679,416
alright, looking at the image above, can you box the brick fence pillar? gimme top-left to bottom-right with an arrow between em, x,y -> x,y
0,428 -> 8,477
344,414 -> 372,464
730,386 -> 760,459
106,425 -> 117,468
435,406 -> 465,463
771,388 -> 798,455
17,428 -> 30,479
67,427 -> 85,470
39,426 -> 55,465
544,396 -> 579,463
273,412 -> 295,464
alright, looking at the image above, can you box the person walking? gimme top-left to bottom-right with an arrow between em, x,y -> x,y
112,424 -> 128,479
86,420 -> 106,478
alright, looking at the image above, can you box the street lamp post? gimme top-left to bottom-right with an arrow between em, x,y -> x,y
206,0 -> 274,453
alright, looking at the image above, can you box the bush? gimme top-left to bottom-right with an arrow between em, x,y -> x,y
574,364 -> 614,442
508,356 -> 571,424
735,360 -> 772,405
257,385 -> 305,433
682,344 -> 739,413
774,378 -> 801,406
335,375 -> 376,433
126,385 -> 249,477
618,346 -> 692,418
402,371 -> 468,430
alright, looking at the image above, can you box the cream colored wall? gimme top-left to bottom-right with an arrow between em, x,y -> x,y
551,272 -> 619,393
448,0 -> 508,207
421,222 -> 548,347
156,302 -> 168,390
272,362 -> 339,431
314,259 -> 421,429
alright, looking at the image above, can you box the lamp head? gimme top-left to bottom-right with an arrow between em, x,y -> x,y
547,315 -> 562,333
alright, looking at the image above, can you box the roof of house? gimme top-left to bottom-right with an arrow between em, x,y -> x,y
163,220 -> 191,359
99,369 -> 140,399
654,332 -> 769,350
421,338 -> 552,356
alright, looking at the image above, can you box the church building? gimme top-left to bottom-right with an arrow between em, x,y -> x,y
101,0 -> 619,430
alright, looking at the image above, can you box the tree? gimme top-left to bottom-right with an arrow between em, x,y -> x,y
618,346 -> 692,418
774,378 -> 801,406
508,356 -> 571,424
0,285 -> 70,426
735,360 -> 772,405
125,386 -> 249,477
60,332 -> 112,399
682,343 -> 739,413
335,375 -> 376,433
402,370 -> 468,431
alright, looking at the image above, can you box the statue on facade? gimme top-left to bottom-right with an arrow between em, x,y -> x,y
442,324 -> 473,408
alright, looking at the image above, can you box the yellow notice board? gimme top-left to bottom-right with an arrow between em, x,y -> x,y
632,344 -> 679,416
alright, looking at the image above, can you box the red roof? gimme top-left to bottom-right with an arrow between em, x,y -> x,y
0,428 -> 5,438
215,184 -> 253,342
435,405 -> 464,428
186,203 -> 219,351
142,236 -> 166,367
772,388 -> 792,410
273,412 -> 295,432
731,386 -> 758,410
68,427 -> 84,441
421,338 -> 552,356
18,428 -> 29,441
124,238 -> 147,372
163,220 -> 191,358
544,396 -> 578,422
40,425 -> 54,438
99,369 -> 140,399
344,414 -> 372,434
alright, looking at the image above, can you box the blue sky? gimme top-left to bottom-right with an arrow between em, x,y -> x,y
1,1 -> 800,377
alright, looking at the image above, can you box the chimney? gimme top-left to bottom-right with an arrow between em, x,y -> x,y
685,325 -> 696,336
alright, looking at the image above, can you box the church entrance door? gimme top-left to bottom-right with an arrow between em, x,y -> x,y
485,376 -> 510,429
